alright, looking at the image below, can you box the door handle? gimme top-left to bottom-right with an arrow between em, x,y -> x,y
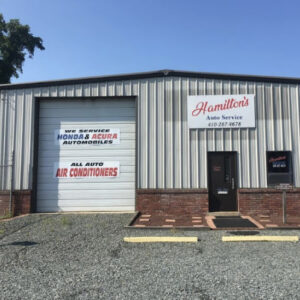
232,178 -> 235,189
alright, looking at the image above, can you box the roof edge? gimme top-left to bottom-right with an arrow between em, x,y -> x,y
1,69 -> 300,90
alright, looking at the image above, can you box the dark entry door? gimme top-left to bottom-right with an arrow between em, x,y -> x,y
208,152 -> 237,212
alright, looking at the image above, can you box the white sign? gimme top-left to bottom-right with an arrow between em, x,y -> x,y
188,94 -> 255,128
275,183 -> 293,190
54,161 -> 120,179
55,128 -> 120,146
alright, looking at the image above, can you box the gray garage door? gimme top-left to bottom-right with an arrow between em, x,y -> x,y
36,99 -> 136,212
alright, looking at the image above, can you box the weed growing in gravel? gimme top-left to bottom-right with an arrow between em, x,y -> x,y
0,211 -> 12,220
42,217 -> 53,225
170,227 -> 182,235
0,228 -> 5,235
42,217 -> 56,232
61,216 -> 72,226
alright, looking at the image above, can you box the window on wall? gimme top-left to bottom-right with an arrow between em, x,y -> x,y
267,151 -> 293,186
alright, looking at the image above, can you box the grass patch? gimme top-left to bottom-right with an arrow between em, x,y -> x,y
170,227 -> 182,235
61,216 -> 72,226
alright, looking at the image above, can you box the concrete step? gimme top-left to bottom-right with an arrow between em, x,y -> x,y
207,211 -> 240,217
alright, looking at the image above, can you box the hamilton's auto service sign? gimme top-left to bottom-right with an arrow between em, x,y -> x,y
55,128 -> 120,145
188,94 -> 255,128
54,161 -> 119,179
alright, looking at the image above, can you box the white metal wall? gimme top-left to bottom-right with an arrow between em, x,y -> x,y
0,77 -> 300,190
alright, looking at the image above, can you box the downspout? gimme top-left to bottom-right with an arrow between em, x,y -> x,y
0,157 -> 13,216
1,92 -> 15,216
9,150 -> 14,216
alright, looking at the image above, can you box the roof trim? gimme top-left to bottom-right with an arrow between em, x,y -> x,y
1,69 -> 300,90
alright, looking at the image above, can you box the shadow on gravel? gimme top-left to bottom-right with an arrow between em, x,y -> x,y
0,215 -> 61,241
228,231 -> 260,235
0,241 -> 38,247
183,283 -> 210,299
109,242 -> 122,258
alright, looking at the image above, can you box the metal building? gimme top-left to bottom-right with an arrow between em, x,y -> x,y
0,70 -> 300,225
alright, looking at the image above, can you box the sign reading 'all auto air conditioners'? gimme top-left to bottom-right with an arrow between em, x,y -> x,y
54,161 -> 120,179
188,94 -> 255,128
55,128 -> 120,145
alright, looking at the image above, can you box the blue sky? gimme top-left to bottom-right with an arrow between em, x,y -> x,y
2,0 -> 300,83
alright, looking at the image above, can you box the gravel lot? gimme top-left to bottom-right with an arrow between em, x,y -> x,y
0,213 -> 299,299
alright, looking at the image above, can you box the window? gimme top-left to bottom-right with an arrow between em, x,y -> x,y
267,151 -> 293,186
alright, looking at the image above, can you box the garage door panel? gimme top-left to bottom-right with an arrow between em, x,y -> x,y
38,165 -> 135,174
62,200 -> 134,207
38,182 -> 135,190
40,107 -> 136,118
37,99 -> 136,212
37,190 -> 135,200
38,157 -> 135,167
39,132 -> 136,141
40,100 -> 136,109
38,140 -> 135,150
38,205 -> 134,212
37,175 -> 134,184
38,149 -> 135,158
39,124 -> 135,133
40,117 -> 135,125
40,199 -> 135,207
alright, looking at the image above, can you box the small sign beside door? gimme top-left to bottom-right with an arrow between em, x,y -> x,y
213,166 -> 221,172
217,189 -> 229,195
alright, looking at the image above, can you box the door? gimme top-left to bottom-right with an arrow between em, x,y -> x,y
208,152 -> 237,212
36,98 -> 136,212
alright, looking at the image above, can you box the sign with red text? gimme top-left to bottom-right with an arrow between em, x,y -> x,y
55,128 -> 120,146
54,161 -> 120,179
188,94 -> 255,128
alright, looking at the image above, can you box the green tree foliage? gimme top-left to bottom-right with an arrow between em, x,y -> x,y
0,14 -> 45,83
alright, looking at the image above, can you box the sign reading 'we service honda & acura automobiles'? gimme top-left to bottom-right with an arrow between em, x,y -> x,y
188,94 -> 255,128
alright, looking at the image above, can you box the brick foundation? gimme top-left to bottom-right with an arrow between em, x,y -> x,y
0,190 -> 32,217
136,189 -> 209,216
239,188 -> 300,226
136,188 -> 300,227
1,188 -> 299,226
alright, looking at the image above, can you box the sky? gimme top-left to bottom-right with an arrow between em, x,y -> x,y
1,0 -> 300,83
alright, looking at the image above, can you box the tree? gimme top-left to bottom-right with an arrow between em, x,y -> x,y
0,14 -> 45,83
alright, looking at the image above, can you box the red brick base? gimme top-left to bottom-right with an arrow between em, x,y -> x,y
1,188 -> 299,226
136,188 -> 300,227
239,188 -> 300,226
136,189 -> 209,216
0,190 -> 31,217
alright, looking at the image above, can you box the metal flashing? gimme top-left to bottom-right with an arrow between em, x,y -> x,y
2,69 -> 300,90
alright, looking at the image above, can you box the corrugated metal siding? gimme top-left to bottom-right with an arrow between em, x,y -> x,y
0,77 -> 300,190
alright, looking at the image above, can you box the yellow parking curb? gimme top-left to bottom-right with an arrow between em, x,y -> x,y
222,236 -> 299,242
124,236 -> 198,243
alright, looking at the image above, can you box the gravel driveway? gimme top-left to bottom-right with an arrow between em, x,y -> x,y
0,213 -> 299,299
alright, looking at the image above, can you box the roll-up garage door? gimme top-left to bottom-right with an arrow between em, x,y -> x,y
36,99 -> 136,212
